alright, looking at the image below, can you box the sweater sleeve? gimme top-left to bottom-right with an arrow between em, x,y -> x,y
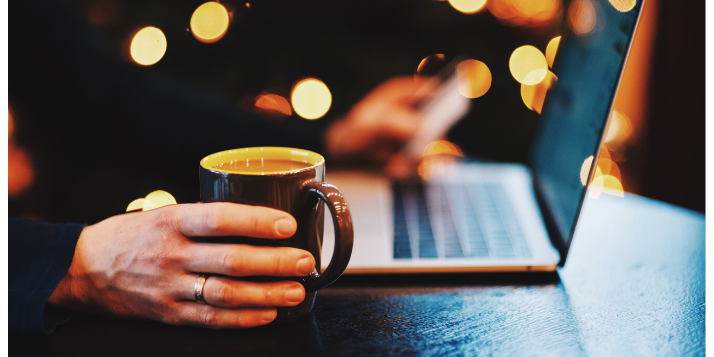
9,218 -> 86,334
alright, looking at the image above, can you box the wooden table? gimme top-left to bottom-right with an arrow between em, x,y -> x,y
10,194 -> 705,356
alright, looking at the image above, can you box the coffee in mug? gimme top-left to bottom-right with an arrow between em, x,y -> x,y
199,147 -> 353,322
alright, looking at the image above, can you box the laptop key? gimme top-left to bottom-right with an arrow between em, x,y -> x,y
416,183 -> 439,258
392,183 -> 412,259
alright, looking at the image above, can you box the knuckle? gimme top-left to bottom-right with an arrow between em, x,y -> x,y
160,304 -> 182,325
222,248 -> 244,275
200,307 -> 218,327
204,208 -> 223,234
251,213 -> 261,235
155,207 -> 180,232
214,283 -> 234,306
274,253 -> 285,275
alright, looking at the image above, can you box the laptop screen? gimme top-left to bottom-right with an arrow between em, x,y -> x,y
529,0 -> 643,254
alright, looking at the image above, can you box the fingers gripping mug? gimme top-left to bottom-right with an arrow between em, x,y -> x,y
199,147 -> 353,322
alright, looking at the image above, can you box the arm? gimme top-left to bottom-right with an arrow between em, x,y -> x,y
45,203 -> 313,329
9,219 -> 86,333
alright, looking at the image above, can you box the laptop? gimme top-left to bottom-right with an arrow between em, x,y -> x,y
322,0 -> 644,273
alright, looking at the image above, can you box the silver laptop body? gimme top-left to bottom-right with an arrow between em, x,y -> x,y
322,0 -> 644,274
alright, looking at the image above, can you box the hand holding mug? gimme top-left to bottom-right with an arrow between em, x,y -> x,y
48,203 -> 316,328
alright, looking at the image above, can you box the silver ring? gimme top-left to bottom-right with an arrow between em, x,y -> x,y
194,274 -> 208,304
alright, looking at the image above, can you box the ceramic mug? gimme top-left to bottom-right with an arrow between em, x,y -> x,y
199,147 -> 353,322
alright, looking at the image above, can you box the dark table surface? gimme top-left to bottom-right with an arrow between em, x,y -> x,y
10,194 -> 705,356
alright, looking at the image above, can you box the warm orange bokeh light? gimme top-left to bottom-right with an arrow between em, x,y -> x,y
9,107 -> 34,197
488,0 -> 520,21
448,0 -> 487,14
130,26 -> 167,66
488,0 -> 561,27
509,45 -> 548,85
127,190 -> 177,212
545,36 -> 561,68
512,0 -> 557,17
190,2 -> 230,43
608,0 -> 636,12
456,59 -> 492,99
589,175 -> 624,198
604,110 -> 633,145
143,190 -> 177,211
255,94 -> 292,117
291,78 -> 332,120
584,146 -> 624,198
422,140 -> 464,157
568,0 -> 598,34
580,155 -> 594,186
416,54 -> 446,78
9,108 -> 13,138
8,146 -> 34,197
521,70 -> 557,114
126,198 -> 147,212
596,158 -> 621,180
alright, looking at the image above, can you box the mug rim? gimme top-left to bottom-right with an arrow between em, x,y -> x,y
200,147 -> 325,176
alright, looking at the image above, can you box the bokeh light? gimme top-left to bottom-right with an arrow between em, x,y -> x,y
583,146 -> 624,198
509,45 -> 548,85
126,198 -> 147,212
448,0 -> 487,14
130,26 -> 167,66
521,70 -> 557,113
9,107 -> 13,138
488,0 -> 519,22
8,107 -> 34,197
456,59 -> 492,99
422,140 -> 464,157
127,191 -> 177,212
568,0 -> 598,34
419,140 -> 463,180
580,155 -> 594,186
291,78 -> 332,120
190,2 -> 230,43
604,110 -> 633,145
488,0 -> 562,27
255,94 -> 292,118
415,54 -> 446,80
143,190 -> 177,211
512,0 -> 557,18
545,36 -> 561,68
589,175 -> 624,198
8,146 -> 34,197
608,0 -> 636,12
597,158 -> 621,180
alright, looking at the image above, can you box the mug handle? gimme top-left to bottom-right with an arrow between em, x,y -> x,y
300,181 -> 353,292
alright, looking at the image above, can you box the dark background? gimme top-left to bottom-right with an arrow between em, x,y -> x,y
8,0 -> 704,224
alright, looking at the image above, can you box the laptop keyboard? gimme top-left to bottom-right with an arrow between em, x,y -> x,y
393,180 -> 531,260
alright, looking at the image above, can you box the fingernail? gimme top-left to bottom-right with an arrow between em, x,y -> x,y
261,309 -> 277,323
296,257 -> 315,275
286,287 -> 304,304
275,218 -> 296,237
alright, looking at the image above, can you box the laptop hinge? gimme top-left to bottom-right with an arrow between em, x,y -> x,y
531,174 -> 570,267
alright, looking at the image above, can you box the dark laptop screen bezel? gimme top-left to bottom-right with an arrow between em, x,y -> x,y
529,0 -> 645,266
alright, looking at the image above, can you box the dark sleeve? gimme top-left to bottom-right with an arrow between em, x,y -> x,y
9,219 -> 87,334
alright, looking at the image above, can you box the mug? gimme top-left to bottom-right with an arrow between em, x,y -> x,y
199,147 -> 353,322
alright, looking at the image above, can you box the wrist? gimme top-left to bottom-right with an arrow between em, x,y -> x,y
47,225 -> 92,309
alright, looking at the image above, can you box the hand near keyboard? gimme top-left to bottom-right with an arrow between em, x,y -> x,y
324,76 -> 432,177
